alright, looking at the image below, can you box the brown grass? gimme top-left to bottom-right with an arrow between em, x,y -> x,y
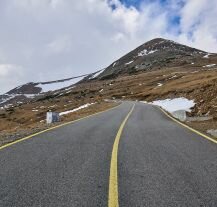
1,63 -> 217,144
0,101 -> 119,146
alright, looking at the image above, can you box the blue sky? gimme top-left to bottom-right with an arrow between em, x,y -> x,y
120,0 -> 143,8
111,0 -> 183,34
123,0 -> 183,19
120,0 -> 184,8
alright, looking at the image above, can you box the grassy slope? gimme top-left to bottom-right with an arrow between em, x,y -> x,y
0,56 -> 217,144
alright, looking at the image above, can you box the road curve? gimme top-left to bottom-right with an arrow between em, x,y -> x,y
0,101 -> 216,207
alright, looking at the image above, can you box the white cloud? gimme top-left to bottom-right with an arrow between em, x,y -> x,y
111,4 -> 140,35
177,0 -> 217,52
180,0 -> 206,32
0,0 -> 216,94
0,64 -> 24,93
111,32 -> 126,42
0,64 -> 22,77
45,35 -> 72,55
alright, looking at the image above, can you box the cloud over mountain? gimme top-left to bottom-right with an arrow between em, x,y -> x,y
0,0 -> 216,93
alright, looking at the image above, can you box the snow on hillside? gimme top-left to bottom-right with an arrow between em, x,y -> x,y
90,69 -> 105,79
203,54 -> 210,58
150,97 -> 195,113
59,103 -> 96,116
203,64 -> 216,68
0,94 -> 16,105
125,60 -> 134,65
24,94 -> 39,98
138,49 -> 158,57
0,93 -> 40,106
37,76 -> 85,93
138,49 -> 148,56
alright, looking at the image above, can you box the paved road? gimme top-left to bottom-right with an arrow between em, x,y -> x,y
0,102 -> 216,206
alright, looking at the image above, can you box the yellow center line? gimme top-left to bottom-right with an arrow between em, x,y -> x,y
158,107 -> 217,144
108,104 -> 135,207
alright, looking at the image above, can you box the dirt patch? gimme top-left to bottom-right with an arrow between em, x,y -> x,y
0,101 -> 119,147
1,63 -> 217,146
186,120 -> 217,141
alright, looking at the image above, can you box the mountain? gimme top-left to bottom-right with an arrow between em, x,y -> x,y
96,38 -> 208,79
1,38 -> 217,143
1,38 -> 216,108
0,70 -> 103,107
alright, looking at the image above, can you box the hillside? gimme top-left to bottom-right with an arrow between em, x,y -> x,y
0,70 -> 103,108
0,38 -> 217,145
1,38 -> 215,108
96,38 -> 209,79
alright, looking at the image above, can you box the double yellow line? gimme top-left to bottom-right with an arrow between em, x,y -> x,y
108,104 -> 135,207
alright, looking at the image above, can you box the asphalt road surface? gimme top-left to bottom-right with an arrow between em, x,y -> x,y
0,102 -> 216,207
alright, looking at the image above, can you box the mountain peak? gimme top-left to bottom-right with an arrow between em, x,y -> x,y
140,38 -> 198,53
143,38 -> 177,46
0,37 -> 216,108
96,38 -> 208,79
145,37 -> 168,43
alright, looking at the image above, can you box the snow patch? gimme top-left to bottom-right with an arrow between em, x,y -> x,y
59,103 -> 96,116
65,90 -> 72,94
38,77 -> 85,93
0,94 -> 17,105
138,49 -> 148,56
48,105 -> 57,108
24,94 -> 38,98
125,60 -> 134,65
57,93 -> 64,97
0,93 -> 40,106
90,69 -> 105,79
15,85 -> 23,90
203,64 -> 216,68
150,98 -> 195,113
203,54 -> 210,58
138,49 -> 157,56
207,129 -> 217,137
169,75 -> 177,79
148,50 -> 157,54
65,86 -> 75,91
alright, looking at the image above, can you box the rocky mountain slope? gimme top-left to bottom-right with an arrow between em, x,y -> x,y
2,38 -> 216,108
0,70 -> 103,108
96,38 -> 210,79
0,38 -> 217,145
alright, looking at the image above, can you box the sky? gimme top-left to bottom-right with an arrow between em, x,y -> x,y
0,0 -> 217,94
